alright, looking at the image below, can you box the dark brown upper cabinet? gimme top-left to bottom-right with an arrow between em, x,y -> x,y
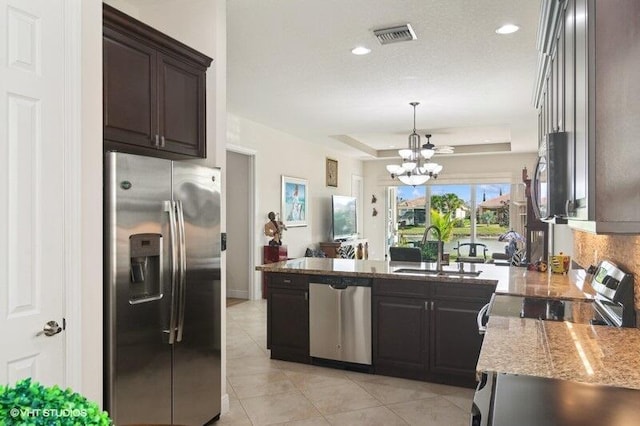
103,4 -> 212,159
534,0 -> 640,233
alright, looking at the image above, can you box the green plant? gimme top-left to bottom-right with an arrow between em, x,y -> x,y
430,193 -> 465,214
0,378 -> 111,425
480,210 -> 496,225
419,210 -> 454,261
429,209 -> 454,242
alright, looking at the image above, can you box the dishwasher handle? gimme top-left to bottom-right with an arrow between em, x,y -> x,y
330,283 -> 348,290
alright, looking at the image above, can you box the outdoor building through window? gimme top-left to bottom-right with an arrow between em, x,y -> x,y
390,183 -> 524,262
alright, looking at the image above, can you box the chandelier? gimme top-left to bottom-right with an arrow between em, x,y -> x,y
386,102 -> 443,186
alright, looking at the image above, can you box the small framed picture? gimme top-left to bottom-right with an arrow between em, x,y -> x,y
281,175 -> 308,227
326,158 -> 338,187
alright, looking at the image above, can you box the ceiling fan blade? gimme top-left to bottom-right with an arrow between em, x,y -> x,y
435,146 -> 455,153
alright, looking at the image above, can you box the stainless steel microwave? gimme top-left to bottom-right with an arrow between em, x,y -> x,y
532,132 -> 569,221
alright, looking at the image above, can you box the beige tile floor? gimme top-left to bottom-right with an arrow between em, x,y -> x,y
221,299 -> 474,426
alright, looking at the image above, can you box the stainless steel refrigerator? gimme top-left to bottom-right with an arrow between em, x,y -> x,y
104,152 -> 221,425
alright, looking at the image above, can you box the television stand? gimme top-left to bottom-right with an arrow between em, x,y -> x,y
319,239 -> 368,259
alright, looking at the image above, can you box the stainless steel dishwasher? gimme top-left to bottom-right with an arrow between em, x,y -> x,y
309,276 -> 371,365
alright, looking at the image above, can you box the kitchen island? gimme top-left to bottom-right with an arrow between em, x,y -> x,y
256,258 -> 595,388
256,257 -> 594,299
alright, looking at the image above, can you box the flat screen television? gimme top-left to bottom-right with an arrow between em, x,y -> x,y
332,195 -> 358,241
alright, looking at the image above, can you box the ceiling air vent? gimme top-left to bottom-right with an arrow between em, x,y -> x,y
373,24 -> 417,45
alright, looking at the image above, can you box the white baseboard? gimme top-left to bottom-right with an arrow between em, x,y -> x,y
227,289 -> 249,299
221,392 -> 230,415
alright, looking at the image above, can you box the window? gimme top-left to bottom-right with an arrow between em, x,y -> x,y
390,183 -> 523,261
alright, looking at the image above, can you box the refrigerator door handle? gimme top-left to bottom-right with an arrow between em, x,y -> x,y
176,200 -> 187,342
164,200 -> 179,344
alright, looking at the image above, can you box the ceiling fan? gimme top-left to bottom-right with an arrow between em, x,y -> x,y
420,134 -> 455,158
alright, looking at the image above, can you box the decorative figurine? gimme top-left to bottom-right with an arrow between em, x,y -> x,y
264,211 -> 286,246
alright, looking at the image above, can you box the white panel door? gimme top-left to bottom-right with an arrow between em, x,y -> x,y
0,0 -> 66,387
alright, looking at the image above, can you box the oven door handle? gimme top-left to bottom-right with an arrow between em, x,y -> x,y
471,371 -> 494,426
477,302 -> 490,335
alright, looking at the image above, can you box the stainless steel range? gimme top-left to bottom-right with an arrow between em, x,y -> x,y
588,260 -> 635,327
472,260 -> 637,426
477,259 -> 635,335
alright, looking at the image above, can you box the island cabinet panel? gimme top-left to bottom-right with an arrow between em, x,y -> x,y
266,273 -> 310,364
373,278 -> 428,299
429,298 -> 488,387
373,279 -> 430,381
373,278 -> 494,387
373,296 -> 429,380
430,283 -> 494,386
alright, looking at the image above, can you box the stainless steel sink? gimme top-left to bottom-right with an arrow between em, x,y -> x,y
393,268 -> 483,277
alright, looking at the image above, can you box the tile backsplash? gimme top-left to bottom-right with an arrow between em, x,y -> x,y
573,231 -> 640,315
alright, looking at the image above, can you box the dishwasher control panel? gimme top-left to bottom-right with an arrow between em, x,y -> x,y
311,276 -> 371,287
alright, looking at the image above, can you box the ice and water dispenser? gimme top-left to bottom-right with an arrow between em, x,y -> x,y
129,233 -> 163,303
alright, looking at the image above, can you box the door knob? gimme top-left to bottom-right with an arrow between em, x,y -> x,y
38,321 -> 62,337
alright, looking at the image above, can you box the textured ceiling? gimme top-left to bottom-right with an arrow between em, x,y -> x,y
228,0 -> 542,158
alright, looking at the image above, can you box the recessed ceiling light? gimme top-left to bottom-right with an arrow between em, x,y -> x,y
351,46 -> 371,55
495,24 -> 519,34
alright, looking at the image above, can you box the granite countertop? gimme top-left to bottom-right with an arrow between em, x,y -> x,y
477,316 -> 640,390
256,258 -> 595,300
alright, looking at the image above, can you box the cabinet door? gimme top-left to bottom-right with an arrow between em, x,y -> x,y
373,296 -> 428,380
573,0 -> 589,212
549,53 -> 556,132
429,299 -> 486,386
564,0 -> 577,211
556,10 -> 565,132
103,27 -> 157,148
158,54 -> 207,157
268,287 -> 310,363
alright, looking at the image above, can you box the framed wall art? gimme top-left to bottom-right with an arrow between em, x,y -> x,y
326,158 -> 338,187
281,175 -> 308,227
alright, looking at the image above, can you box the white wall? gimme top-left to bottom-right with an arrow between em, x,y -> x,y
81,0 -> 104,405
550,224 -> 574,258
227,114 -> 365,267
362,152 -> 539,260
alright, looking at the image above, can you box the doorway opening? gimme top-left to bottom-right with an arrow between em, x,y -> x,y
226,148 -> 257,301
